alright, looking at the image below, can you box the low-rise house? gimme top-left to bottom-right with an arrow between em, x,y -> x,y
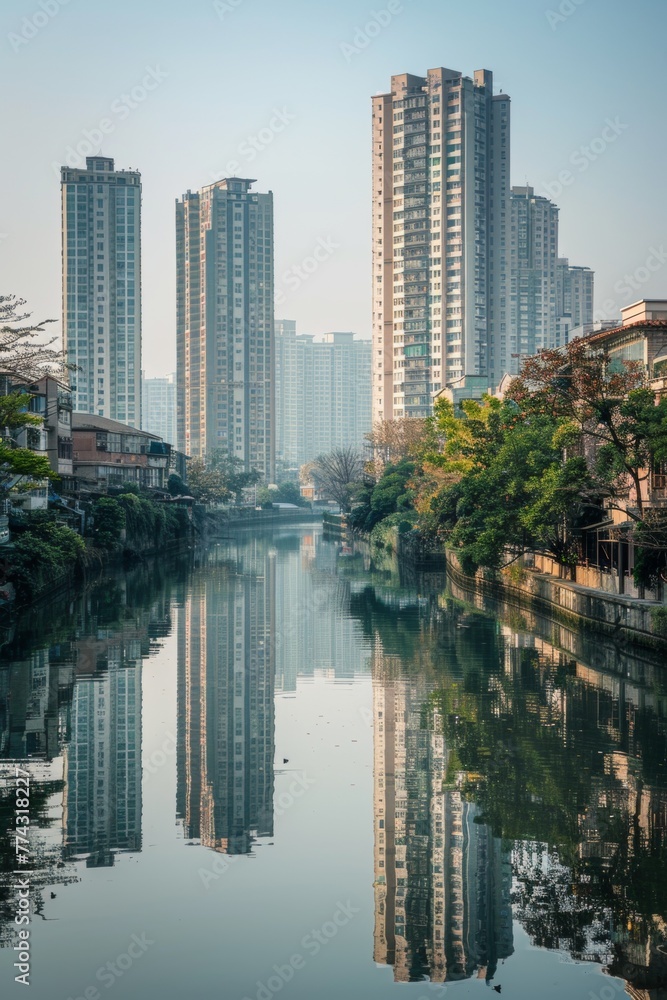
72,414 -> 172,490
587,299 -> 667,514
7,375 -> 74,481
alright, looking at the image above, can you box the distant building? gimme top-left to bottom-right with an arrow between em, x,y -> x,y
275,323 -> 371,475
142,372 -> 176,446
509,186 -> 559,364
509,187 -> 595,367
436,374 -> 490,413
72,413 -> 172,489
556,257 -> 595,345
372,67 -> 511,421
176,178 -> 274,481
61,156 -> 142,427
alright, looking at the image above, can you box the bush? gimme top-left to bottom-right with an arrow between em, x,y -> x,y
370,509 -> 418,549
92,497 -> 126,549
9,521 -> 85,602
651,606 -> 667,639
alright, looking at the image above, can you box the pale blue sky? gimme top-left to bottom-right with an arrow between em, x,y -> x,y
1,0 -> 665,376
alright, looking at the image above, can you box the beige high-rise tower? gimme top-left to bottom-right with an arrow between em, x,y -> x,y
372,68 -> 510,423
176,178 -> 274,481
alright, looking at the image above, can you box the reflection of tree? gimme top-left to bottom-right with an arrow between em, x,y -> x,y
0,782 -> 74,947
348,577 -> 667,990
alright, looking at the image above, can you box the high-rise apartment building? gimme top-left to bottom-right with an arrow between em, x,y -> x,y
61,156 -> 141,427
509,186 -> 559,365
509,185 -> 594,361
372,68 -> 510,422
556,258 -> 595,344
176,178 -> 274,480
274,320 -> 299,474
275,322 -> 371,474
141,372 -> 176,446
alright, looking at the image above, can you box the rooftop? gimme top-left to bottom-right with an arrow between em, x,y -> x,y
72,413 -> 162,439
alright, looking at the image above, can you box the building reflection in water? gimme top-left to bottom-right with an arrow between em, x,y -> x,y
177,537 -> 276,855
63,663 -> 142,868
372,659 -> 513,985
0,647 -> 72,763
274,531 -> 370,692
62,579 -> 172,867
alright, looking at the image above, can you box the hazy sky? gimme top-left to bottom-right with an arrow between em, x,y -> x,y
1,0 -> 665,377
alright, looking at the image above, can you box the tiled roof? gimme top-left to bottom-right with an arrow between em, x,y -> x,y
72,413 -> 161,439
587,320 -> 667,342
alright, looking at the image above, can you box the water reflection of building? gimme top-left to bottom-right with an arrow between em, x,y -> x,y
177,539 -> 275,854
63,654 -> 142,867
0,649 -> 73,761
275,532 -> 370,692
372,662 -> 513,985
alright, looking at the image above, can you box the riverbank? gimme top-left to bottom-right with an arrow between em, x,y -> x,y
2,494 -> 197,610
377,526 -> 667,652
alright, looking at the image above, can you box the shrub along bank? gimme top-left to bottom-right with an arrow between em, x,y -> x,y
3,493 -> 192,605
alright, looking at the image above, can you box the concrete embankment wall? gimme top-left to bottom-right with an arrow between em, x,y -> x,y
444,550 -> 667,652
381,527 -> 667,652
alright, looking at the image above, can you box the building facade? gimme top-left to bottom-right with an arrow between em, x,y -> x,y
1,375 -> 74,481
141,372 -> 176,446
72,414 -> 172,489
275,323 -> 371,475
509,186 -> 559,364
176,178 -> 274,481
61,156 -> 141,427
508,187 -> 595,367
556,258 -> 595,345
372,68 -> 510,422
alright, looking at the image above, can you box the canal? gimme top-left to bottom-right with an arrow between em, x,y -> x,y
1,525 -> 666,999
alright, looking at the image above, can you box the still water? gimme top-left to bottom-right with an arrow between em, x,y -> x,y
1,526 -> 667,999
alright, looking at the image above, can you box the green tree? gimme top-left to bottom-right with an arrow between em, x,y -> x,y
350,459 -> 416,531
207,451 -> 261,502
92,497 -> 126,549
425,397 -> 594,574
508,340 -> 667,520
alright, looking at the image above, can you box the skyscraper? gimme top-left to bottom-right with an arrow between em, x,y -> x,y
509,188 -> 595,360
275,323 -> 371,475
141,372 -> 176,446
176,178 -> 274,481
372,68 -> 510,423
556,258 -> 595,344
61,156 -> 141,427
509,185 -> 559,364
